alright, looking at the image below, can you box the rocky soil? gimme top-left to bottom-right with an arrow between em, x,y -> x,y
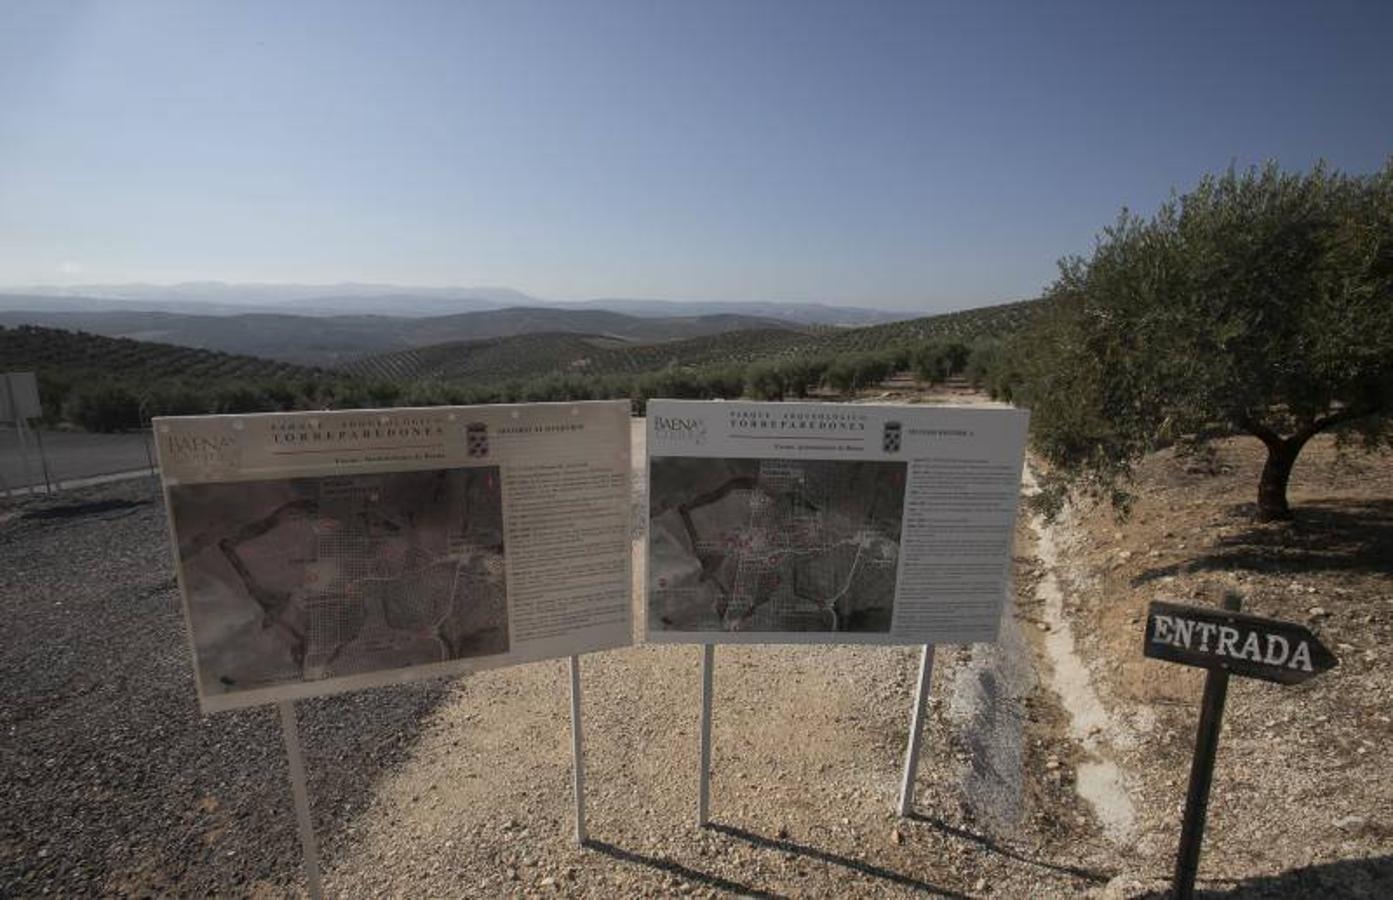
1050,434 -> 1393,898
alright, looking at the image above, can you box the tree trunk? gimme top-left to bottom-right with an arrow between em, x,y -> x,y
1257,438 -> 1302,521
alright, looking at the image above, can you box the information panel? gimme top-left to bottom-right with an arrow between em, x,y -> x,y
1,371 -> 41,423
645,401 -> 1028,645
156,401 -> 633,713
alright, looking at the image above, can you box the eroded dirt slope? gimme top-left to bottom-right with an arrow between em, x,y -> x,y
1048,435 -> 1393,898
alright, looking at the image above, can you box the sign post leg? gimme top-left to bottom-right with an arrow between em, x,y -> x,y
278,701 -> 325,900
31,423 -> 53,494
697,643 -> 714,827
14,417 -> 35,497
144,425 -> 157,476
897,644 -> 936,817
1173,595 -> 1239,900
568,654 -> 587,845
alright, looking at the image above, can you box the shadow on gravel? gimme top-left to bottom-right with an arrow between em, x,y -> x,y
909,813 -> 1113,885
584,839 -> 782,899
707,822 -> 970,898
1132,498 -> 1393,584
20,497 -> 152,520
1136,853 -> 1393,898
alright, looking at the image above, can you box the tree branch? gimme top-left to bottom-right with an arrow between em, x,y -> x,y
1292,403 -> 1388,446
1235,414 -> 1284,449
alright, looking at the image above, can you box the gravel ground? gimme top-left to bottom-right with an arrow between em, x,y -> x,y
6,426 -> 1386,897
0,478 -> 461,895
1,431 -> 1125,898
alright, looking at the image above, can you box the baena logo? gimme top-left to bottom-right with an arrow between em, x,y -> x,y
162,432 -> 240,468
653,414 -> 707,446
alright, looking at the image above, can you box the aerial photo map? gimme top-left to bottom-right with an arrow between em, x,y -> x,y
168,466 -> 508,702
648,457 -> 906,635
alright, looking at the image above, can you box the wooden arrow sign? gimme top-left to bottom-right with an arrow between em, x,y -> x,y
1144,600 -> 1338,685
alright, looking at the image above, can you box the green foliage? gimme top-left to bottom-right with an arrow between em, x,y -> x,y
65,384 -> 143,432
35,371 -> 72,424
744,362 -> 786,400
145,384 -> 213,417
1016,160 -> 1393,519
911,340 -> 971,385
823,351 -> 899,394
211,383 -> 269,414
962,340 -> 1001,390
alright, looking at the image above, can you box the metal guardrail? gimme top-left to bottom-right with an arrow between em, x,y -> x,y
0,425 -> 158,498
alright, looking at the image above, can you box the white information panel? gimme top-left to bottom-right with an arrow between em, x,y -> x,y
646,401 -> 1028,645
156,401 -> 633,713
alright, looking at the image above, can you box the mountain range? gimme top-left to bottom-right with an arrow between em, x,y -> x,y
0,282 -> 910,325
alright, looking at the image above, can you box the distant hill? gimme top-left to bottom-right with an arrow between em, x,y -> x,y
553,298 -> 909,326
0,282 -> 913,324
0,325 -> 316,383
0,306 -> 796,366
3,298 -> 1043,429
339,329 -> 808,383
0,283 -> 533,315
344,299 -> 1043,383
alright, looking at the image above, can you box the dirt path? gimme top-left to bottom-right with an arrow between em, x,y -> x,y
1022,468 -> 1137,845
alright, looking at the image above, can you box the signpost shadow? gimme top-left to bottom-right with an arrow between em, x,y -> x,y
907,813 -> 1113,885
706,821 -> 971,898
1131,854 -> 1393,898
582,838 -> 782,899
1131,498 -> 1393,585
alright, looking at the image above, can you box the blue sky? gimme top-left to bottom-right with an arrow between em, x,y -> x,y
1,1 -> 1389,311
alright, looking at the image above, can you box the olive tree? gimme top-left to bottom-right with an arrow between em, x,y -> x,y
1021,161 -> 1392,521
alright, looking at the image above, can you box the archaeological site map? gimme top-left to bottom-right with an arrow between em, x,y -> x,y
168,467 -> 507,703
649,458 -> 905,634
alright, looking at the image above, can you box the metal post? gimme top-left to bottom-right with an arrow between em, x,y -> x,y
1173,594 -> 1240,900
30,423 -> 53,494
141,402 -> 156,477
278,701 -> 325,900
697,643 -> 715,827
568,654 -> 587,845
897,644 -> 936,817
14,416 -> 35,497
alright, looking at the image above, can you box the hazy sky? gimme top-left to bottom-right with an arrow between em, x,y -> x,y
2,1 -> 1389,311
